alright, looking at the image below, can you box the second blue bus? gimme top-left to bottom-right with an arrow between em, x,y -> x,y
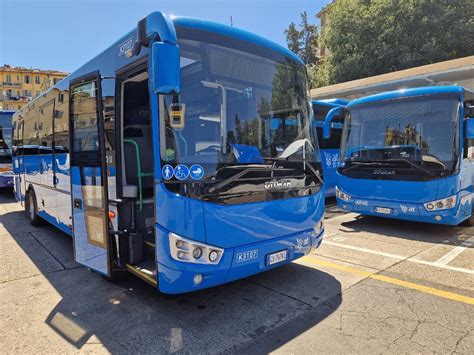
336,86 -> 474,226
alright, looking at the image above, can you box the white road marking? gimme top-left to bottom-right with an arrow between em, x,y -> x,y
435,236 -> 474,266
323,240 -> 474,275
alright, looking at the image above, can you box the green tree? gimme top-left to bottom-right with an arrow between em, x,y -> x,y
284,12 -> 320,87
299,11 -> 319,66
321,0 -> 474,84
284,22 -> 301,55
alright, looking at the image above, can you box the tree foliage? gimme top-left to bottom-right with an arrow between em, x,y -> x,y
284,12 -> 320,87
322,0 -> 474,84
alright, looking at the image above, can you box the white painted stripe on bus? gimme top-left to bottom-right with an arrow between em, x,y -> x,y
435,236 -> 474,266
323,240 -> 474,275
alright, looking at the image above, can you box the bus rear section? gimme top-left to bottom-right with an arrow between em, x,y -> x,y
12,12 -> 325,294
336,86 -> 474,226
0,110 -> 15,188
312,99 -> 348,197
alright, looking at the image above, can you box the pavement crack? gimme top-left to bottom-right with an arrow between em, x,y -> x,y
451,330 -> 471,354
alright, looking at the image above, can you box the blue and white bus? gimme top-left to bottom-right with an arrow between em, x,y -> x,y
312,99 -> 348,197
0,110 -> 15,188
12,12 -> 325,293
336,86 -> 474,226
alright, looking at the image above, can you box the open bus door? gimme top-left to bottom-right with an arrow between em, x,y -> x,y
69,71 -> 111,276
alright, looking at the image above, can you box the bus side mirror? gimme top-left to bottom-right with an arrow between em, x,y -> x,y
151,42 -> 180,95
323,107 -> 344,139
466,118 -> 474,139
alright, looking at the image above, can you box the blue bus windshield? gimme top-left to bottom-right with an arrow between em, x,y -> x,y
0,112 -> 13,163
342,96 -> 459,172
160,31 -> 318,179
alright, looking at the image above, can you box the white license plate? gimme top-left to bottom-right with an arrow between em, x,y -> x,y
267,250 -> 288,266
375,207 -> 392,214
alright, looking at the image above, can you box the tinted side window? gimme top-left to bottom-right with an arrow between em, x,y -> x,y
70,80 -> 100,161
39,99 -> 55,154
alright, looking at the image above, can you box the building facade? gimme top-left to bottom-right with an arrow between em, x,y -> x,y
0,65 -> 68,111
316,1 -> 334,59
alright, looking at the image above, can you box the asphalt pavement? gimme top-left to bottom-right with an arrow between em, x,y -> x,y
1,190 -> 473,354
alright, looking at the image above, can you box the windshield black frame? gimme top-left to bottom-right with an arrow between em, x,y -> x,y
339,94 -> 461,181
157,27 -> 322,203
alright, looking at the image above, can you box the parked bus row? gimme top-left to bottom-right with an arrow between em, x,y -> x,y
7,12 -> 474,295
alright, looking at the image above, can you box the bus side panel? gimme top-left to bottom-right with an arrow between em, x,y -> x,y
55,152 -> 72,231
320,148 -> 339,197
458,159 -> 474,219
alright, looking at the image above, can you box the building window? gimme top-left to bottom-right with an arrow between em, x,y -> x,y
35,75 -> 41,84
24,90 -> 31,97
58,93 -> 64,103
16,75 -> 19,81
53,78 -> 61,84
5,74 -> 11,83
24,75 -> 30,84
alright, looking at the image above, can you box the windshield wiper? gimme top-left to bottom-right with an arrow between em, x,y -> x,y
266,157 -> 323,184
304,161 -> 323,184
207,165 -> 293,194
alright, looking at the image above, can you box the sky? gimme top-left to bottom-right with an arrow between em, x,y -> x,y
0,0 -> 329,73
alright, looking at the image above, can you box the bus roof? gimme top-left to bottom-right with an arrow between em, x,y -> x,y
172,16 -> 303,65
347,86 -> 465,108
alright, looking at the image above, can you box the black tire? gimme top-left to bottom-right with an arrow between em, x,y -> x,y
25,189 -> 43,227
461,213 -> 474,227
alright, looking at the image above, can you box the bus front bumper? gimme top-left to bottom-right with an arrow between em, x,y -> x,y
155,225 -> 324,294
336,193 -> 473,226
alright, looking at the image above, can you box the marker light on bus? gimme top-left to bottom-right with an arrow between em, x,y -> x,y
424,195 -> 457,211
169,233 -> 223,264
336,187 -> 351,202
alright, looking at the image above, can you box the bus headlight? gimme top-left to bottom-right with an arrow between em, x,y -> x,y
336,187 -> 351,202
169,233 -> 224,264
424,195 -> 457,211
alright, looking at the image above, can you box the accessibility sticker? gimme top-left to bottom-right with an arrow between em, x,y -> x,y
189,164 -> 204,180
162,164 -> 174,180
174,164 -> 189,180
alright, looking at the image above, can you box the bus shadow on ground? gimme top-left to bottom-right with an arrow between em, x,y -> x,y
1,206 -> 342,353
339,214 -> 471,244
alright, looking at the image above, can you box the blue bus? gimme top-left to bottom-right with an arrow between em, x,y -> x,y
312,99 -> 348,197
335,86 -> 474,226
12,12 -> 325,293
0,110 -> 15,188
